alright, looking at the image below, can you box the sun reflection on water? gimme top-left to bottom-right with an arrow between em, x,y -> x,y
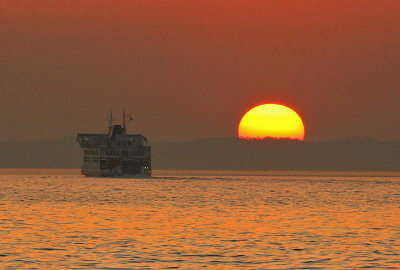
0,170 -> 399,269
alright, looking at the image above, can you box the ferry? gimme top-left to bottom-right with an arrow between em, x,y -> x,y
76,112 -> 151,177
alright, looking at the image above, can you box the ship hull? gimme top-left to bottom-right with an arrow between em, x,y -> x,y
81,160 -> 151,177
81,170 -> 152,178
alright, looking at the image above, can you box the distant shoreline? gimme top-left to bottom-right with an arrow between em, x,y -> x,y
0,168 -> 399,177
1,137 -> 399,171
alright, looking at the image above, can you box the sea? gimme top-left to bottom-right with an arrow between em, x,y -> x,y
0,169 -> 399,269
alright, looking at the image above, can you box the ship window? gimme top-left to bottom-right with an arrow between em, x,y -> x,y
84,150 -> 97,155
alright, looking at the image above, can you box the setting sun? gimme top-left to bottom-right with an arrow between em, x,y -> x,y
238,104 -> 305,140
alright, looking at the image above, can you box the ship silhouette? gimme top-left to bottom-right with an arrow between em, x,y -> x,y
76,111 -> 151,177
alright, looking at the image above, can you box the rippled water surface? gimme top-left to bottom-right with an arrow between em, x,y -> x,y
0,169 -> 399,269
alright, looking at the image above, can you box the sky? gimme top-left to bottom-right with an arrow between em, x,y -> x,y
1,0 -> 400,142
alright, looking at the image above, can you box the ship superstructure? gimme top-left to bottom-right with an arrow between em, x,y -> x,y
77,112 -> 151,177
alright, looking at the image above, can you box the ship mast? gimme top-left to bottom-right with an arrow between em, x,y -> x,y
123,109 -> 127,134
108,111 -> 113,135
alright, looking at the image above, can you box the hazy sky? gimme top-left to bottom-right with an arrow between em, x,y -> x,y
1,1 -> 400,142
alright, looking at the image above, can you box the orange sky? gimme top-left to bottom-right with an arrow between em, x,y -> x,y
1,1 -> 400,141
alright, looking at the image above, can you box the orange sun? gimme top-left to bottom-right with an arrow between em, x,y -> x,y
238,104 -> 305,141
